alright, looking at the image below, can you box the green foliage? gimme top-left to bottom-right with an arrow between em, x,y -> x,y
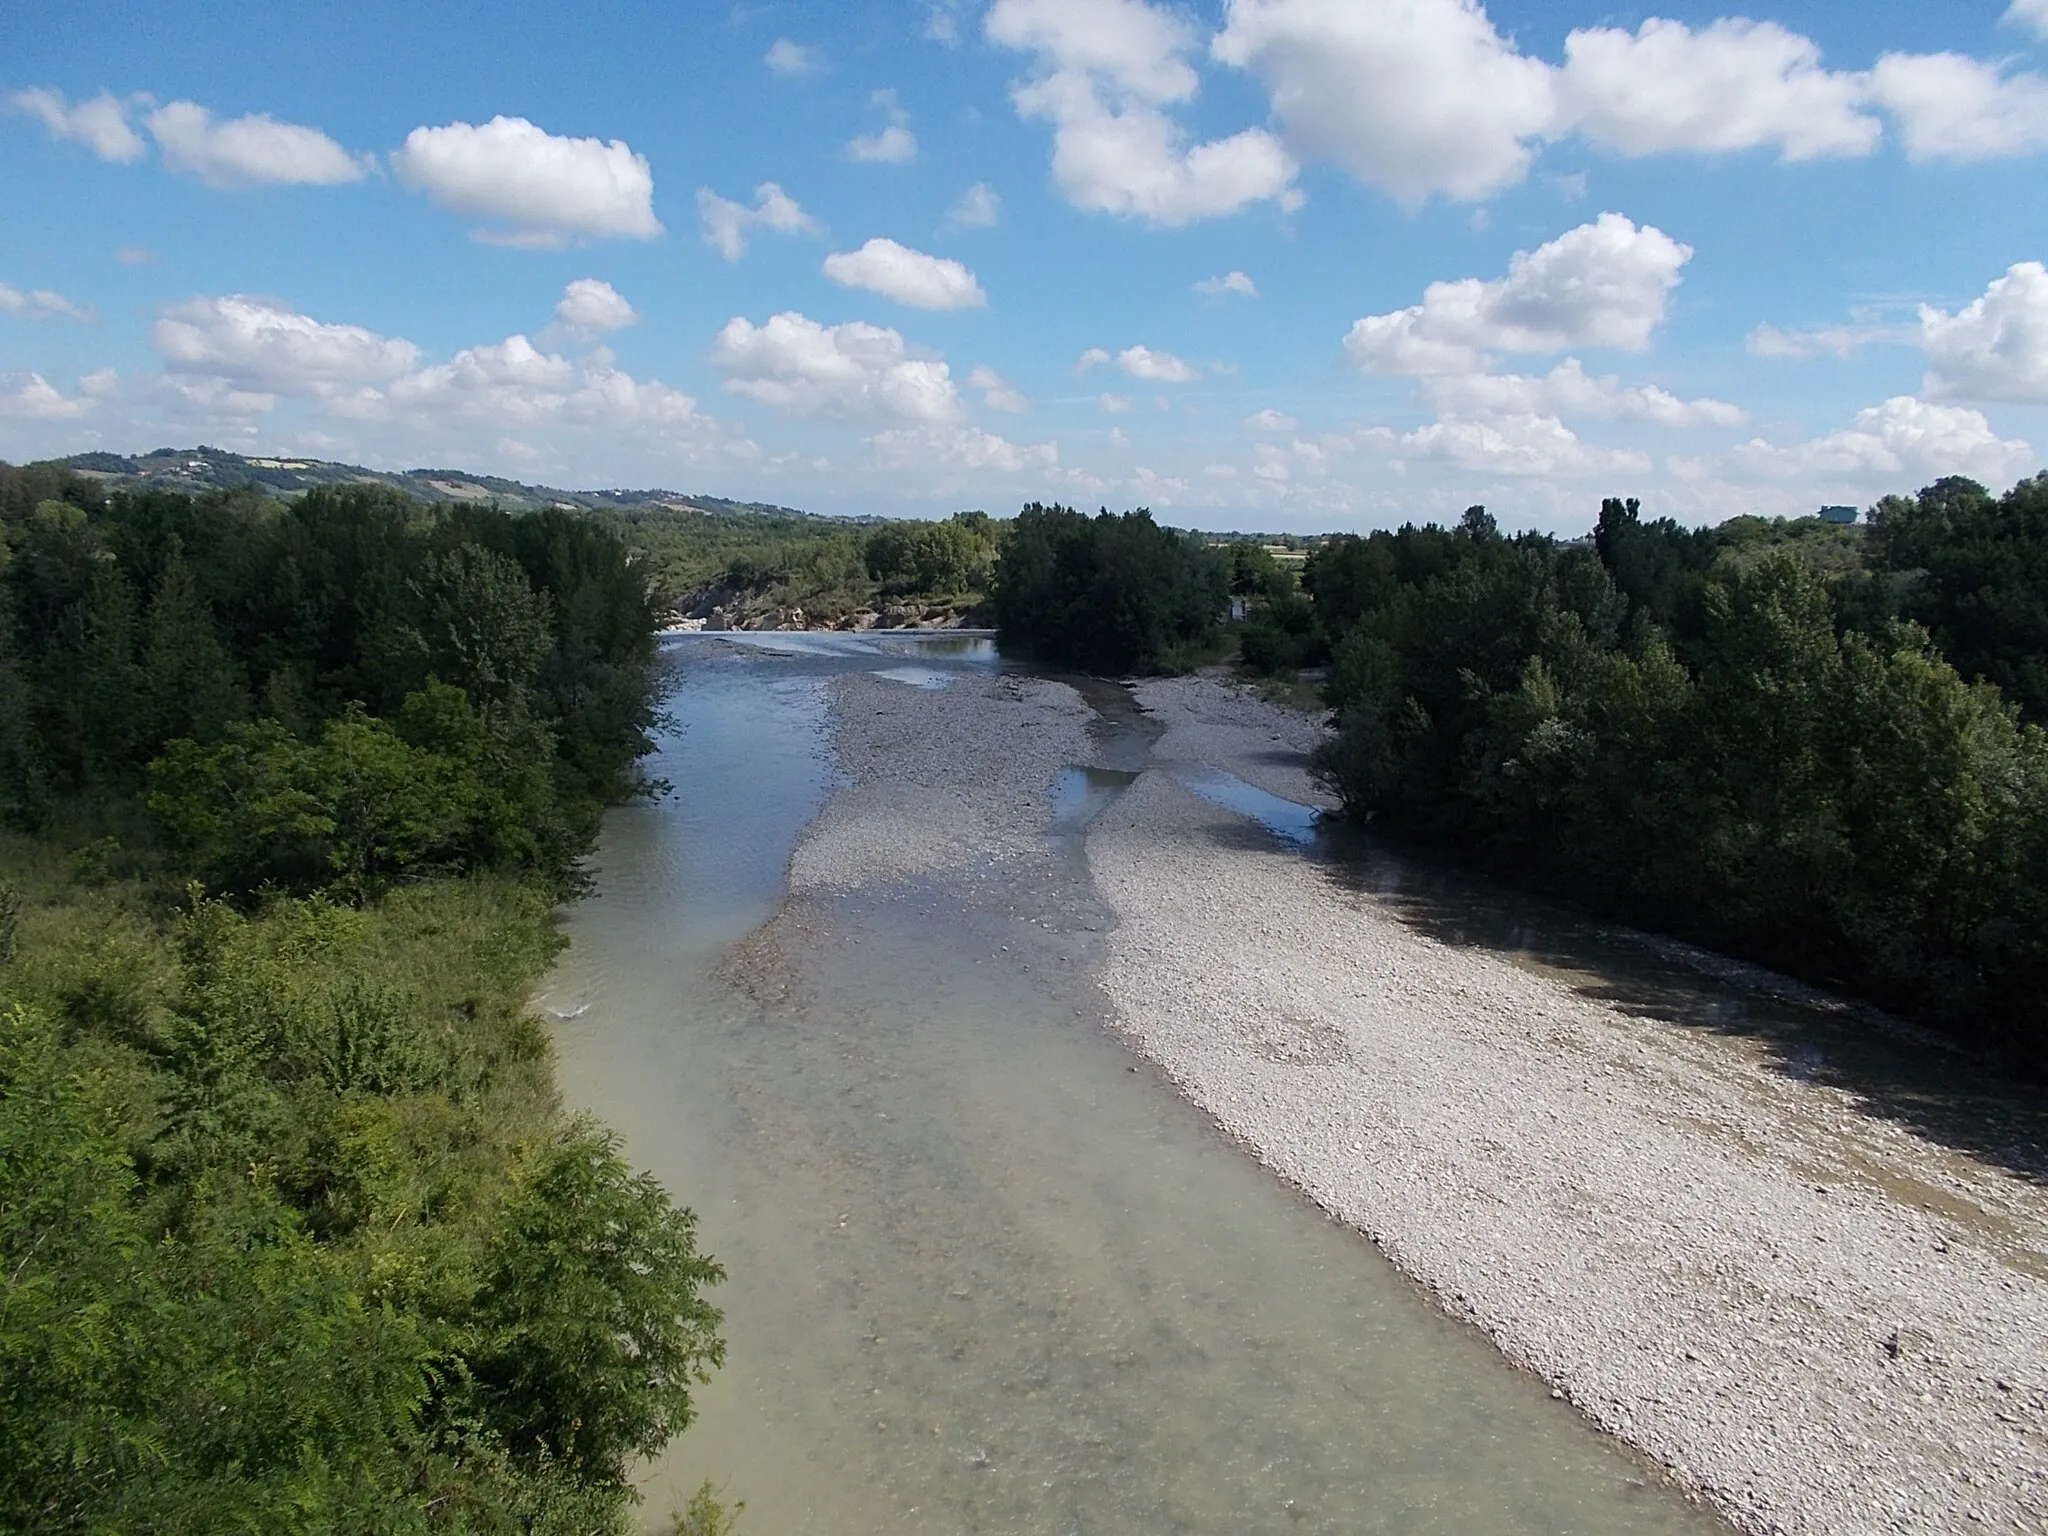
462,1120 -> 725,1482
991,503 -> 1228,674
1239,591 -> 1326,675
863,512 -> 997,597
0,474 -> 654,893
668,1482 -> 746,1536
0,464 -> 723,1532
1869,473 -> 2048,722
0,863 -> 725,1533
1226,541 -> 1297,601
608,501 -> 999,624
1304,485 -> 2048,1069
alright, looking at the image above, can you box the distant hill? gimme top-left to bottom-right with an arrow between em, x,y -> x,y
55,444 -> 834,522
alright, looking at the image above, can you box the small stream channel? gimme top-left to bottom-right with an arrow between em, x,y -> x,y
544,633 -> 1731,1534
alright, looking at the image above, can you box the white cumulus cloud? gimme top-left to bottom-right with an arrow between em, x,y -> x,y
146,101 -> 369,188
10,87 -> 147,162
1208,4 -> 2048,205
849,90 -> 918,163
378,338 -> 701,433
989,0 -> 1202,97
1116,344 -> 1197,382
307,331 -> 748,467
1558,19 -> 1878,162
1423,359 -> 1746,428
1344,214 -> 1692,375
152,295 -> 421,394
697,182 -> 819,261
1194,270 -> 1257,298
0,373 -> 101,421
711,311 -> 963,423
990,0 -> 1299,226
551,278 -> 637,335
947,182 -> 1002,229
765,38 -> 823,77
0,282 -> 95,322
1213,0 -> 1556,204
968,365 -> 1029,412
869,423 -> 1056,474
155,375 -> 278,421
850,125 -> 918,164
2011,0 -> 2048,41
1732,396 -> 2032,484
822,239 -> 987,310
1920,262 -> 2048,403
1869,53 -> 2048,163
392,116 -> 661,246
1245,408 -> 1298,430
1384,411 -> 1652,478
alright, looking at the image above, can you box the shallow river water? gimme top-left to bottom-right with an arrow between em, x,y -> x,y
544,633 -> 1730,1535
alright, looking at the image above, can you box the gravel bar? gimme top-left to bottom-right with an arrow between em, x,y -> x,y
796,664 -> 2048,1536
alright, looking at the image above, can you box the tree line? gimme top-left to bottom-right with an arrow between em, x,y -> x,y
0,466 -> 728,1532
1263,482 -> 2047,1069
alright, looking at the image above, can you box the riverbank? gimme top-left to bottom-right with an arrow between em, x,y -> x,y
1092,675 -> 2047,1536
780,660 -> 2046,1536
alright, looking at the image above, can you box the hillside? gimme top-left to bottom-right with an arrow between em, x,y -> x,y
58,444 -> 826,522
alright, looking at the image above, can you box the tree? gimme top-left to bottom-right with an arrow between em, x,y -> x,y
417,545 -> 554,709
144,539 -> 247,745
457,1121 -> 725,1485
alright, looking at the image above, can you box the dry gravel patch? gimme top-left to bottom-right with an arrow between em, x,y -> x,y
1089,675 -> 2048,1536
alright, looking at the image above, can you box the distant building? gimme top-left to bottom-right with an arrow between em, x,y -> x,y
1818,505 -> 1859,525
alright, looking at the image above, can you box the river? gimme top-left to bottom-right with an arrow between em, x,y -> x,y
543,632 -> 1729,1535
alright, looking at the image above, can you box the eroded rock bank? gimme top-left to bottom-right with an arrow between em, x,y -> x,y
1090,675 -> 2047,1536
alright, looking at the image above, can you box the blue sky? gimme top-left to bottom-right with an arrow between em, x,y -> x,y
4,0 -> 2048,532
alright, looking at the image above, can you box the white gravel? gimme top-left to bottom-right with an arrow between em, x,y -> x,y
1091,675 -> 2048,1536
795,663 -> 2048,1536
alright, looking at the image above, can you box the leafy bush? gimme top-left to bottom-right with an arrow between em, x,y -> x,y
0,870 -> 726,1533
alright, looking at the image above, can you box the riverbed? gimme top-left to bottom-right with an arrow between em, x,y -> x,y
543,634 -> 2046,1535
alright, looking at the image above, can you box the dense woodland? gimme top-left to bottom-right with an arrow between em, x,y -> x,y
0,464 -> 727,1532
1230,479 -> 2048,1070
990,503 -> 1228,673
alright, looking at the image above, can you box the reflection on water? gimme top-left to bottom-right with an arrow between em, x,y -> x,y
547,639 -> 1727,1535
1174,763 -> 1324,845
1049,764 -> 1139,833
872,664 -> 956,690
